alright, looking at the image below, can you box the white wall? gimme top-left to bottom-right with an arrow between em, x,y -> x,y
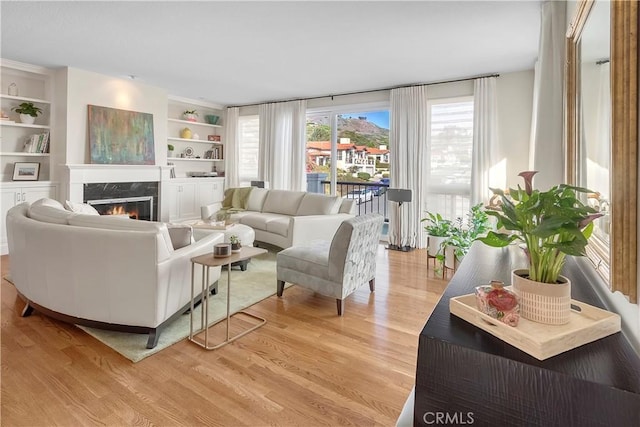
293,70 -> 535,189
61,67 -> 168,166
496,70 -> 535,187
52,68 -> 168,202
426,72 -> 534,188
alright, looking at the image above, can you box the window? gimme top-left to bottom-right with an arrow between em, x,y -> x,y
238,115 -> 259,183
426,97 -> 474,220
306,107 -> 389,191
307,104 -> 390,237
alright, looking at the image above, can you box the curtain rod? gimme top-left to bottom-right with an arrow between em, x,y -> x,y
596,59 -> 610,65
228,72 -> 500,109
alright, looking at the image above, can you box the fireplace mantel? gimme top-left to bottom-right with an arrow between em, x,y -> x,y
63,164 -> 173,202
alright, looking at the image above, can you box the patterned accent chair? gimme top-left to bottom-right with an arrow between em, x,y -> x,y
276,213 -> 384,315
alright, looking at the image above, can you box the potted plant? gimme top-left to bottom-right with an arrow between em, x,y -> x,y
420,211 -> 453,257
478,171 -> 602,325
11,102 -> 42,124
441,203 -> 491,270
229,235 -> 242,253
167,144 -> 175,158
182,109 -> 198,122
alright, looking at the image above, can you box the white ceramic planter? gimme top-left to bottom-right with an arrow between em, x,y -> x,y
19,114 -> 35,124
444,245 -> 462,270
511,269 -> 571,325
427,235 -> 447,257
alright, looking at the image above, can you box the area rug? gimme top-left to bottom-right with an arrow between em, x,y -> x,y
79,251 -> 280,362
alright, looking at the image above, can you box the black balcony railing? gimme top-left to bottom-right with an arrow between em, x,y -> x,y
305,175 -> 470,238
319,180 -> 389,220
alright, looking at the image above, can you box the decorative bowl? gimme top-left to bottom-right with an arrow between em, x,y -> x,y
213,243 -> 231,258
205,115 -> 220,125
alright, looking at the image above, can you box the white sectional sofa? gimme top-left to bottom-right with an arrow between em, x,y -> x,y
6,198 -> 223,348
202,188 -> 356,249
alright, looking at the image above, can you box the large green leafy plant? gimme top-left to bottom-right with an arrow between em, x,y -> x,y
479,171 -> 602,284
420,212 -> 453,237
445,203 -> 491,260
11,102 -> 42,117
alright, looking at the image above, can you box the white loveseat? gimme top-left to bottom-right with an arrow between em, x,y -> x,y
6,199 -> 223,348
202,188 -> 356,249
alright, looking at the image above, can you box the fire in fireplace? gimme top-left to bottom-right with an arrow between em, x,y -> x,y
84,182 -> 158,221
87,196 -> 154,221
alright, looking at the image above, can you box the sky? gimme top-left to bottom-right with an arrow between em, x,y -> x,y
340,110 -> 389,129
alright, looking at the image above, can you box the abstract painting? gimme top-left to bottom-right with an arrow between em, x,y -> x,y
88,105 -> 155,165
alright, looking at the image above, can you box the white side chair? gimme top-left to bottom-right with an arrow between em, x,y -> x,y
276,213 -> 384,315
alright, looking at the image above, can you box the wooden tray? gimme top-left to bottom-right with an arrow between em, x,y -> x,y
450,293 -> 621,360
191,221 -> 235,230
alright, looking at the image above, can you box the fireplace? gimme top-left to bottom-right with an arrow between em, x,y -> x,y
87,196 -> 154,221
84,182 -> 158,221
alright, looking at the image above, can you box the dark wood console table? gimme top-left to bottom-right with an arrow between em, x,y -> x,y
415,242 -> 640,426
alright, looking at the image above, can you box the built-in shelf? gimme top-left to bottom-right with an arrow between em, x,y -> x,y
167,95 -> 224,181
168,118 -> 222,128
0,94 -> 51,104
0,180 -> 55,186
168,157 -> 223,162
0,122 -> 50,129
167,137 -> 222,144
0,152 -> 50,157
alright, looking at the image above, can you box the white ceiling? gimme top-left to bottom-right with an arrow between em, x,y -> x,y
1,1 -> 541,106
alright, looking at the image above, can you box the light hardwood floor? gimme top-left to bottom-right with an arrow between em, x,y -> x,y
1,245 -> 449,426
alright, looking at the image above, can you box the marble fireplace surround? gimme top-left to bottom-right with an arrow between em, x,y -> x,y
63,164 -> 173,221
84,184 -> 158,221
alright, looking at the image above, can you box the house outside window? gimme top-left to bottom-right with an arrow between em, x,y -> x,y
306,106 -> 389,193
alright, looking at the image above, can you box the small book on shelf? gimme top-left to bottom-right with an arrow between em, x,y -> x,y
24,132 -> 50,153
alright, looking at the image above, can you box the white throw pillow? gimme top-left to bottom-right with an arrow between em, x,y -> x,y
30,197 -> 65,210
261,190 -> 306,216
28,204 -> 76,225
246,187 -> 269,212
296,193 -> 341,216
65,200 -> 100,215
166,223 -> 194,250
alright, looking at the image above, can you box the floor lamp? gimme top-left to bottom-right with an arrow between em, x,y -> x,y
387,188 -> 413,252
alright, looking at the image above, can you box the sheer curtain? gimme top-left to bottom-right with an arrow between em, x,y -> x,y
529,0 -> 566,190
224,107 -> 240,188
471,77 -> 499,205
389,86 -> 429,249
258,100 -> 307,190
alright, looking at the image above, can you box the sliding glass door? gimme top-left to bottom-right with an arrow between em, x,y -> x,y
306,104 -> 390,235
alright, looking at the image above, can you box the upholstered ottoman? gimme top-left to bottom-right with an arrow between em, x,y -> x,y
192,223 -> 255,270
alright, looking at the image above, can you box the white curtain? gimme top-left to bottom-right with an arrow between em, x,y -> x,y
591,62 -> 610,200
224,107 -> 240,188
529,0 -> 566,190
471,77 -> 499,205
258,100 -> 307,191
389,86 -> 429,249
